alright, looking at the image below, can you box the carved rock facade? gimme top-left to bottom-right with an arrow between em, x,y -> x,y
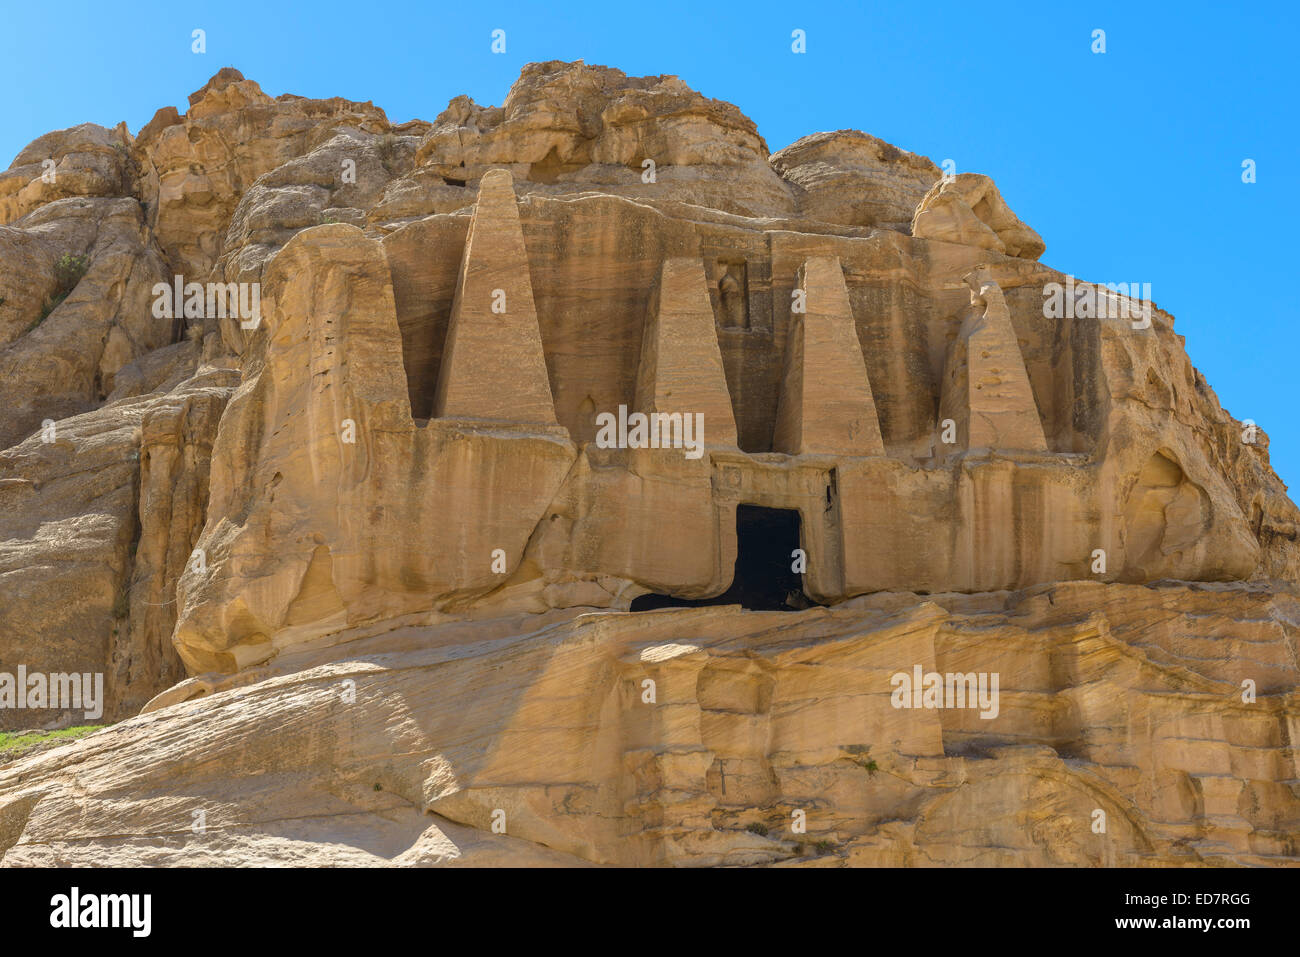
0,63 -> 1296,867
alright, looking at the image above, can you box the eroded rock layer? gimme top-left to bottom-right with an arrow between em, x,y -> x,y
3,582 -> 1297,866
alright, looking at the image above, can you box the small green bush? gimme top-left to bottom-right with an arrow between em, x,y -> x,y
54,253 -> 89,293
31,253 -> 90,329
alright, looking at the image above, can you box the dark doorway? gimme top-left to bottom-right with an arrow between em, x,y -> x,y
630,505 -> 812,612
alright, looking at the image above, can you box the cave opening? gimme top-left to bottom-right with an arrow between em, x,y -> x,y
630,504 -> 811,613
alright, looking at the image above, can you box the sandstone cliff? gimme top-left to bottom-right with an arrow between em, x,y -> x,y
0,62 -> 1296,867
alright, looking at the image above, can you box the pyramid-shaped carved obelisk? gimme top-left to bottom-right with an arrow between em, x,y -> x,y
434,169 -> 557,425
938,266 -> 1048,451
773,256 -> 885,456
634,257 -> 738,448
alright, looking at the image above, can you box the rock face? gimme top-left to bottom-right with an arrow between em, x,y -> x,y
0,61 -> 1297,867
771,129 -> 941,230
3,582 -> 1297,866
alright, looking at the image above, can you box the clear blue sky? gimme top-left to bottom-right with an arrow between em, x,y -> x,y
3,1 -> 1297,487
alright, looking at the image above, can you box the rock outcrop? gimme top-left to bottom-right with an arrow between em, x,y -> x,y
0,62 -> 1296,868
4,581 -> 1297,866
913,172 -> 1046,260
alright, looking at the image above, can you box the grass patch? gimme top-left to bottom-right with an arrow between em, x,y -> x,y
846,743 -> 879,776
33,296 -> 62,328
0,725 -> 99,763
375,133 -> 401,172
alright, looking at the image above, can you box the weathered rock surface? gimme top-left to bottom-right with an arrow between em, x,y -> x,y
0,62 -> 1296,866
0,123 -> 133,224
135,67 -> 402,279
771,129 -> 940,230
0,370 -> 236,728
912,172 -> 1046,260
415,61 -> 792,219
0,198 -> 174,449
3,581 -> 1297,866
